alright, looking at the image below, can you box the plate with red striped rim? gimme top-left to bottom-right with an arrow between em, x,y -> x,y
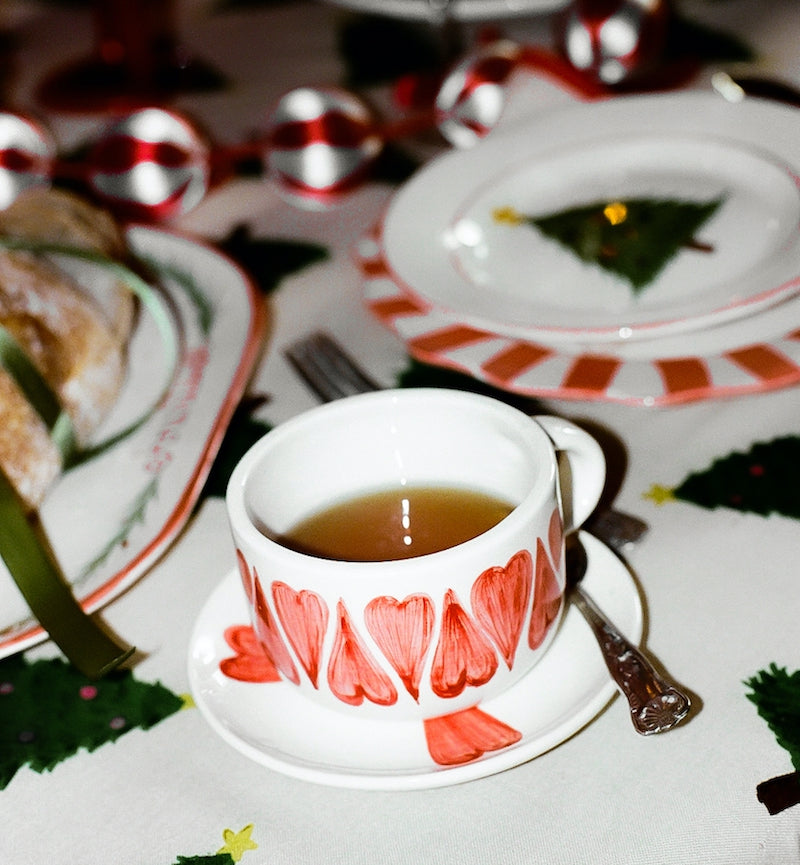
359,94 -> 800,407
359,223 -> 800,407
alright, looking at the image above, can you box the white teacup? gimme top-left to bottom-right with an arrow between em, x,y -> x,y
226,388 -> 605,722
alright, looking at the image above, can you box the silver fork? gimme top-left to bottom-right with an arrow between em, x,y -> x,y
285,331 -> 382,402
285,330 -> 649,553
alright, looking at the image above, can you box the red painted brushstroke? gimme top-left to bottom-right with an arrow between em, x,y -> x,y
480,341 -> 554,385
430,589 -> 498,699
424,705 -> 522,766
327,600 -> 398,707
219,625 -> 281,683
365,594 -> 435,701
251,571 -> 300,685
562,355 -> 621,393
528,538 -> 563,650
272,581 -> 329,688
727,345 -> 798,382
548,508 -> 563,566
471,550 -> 533,670
235,548 -> 255,604
655,357 -> 711,395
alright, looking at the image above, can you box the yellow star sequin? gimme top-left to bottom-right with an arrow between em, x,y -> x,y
180,693 -> 196,710
492,206 -> 524,225
603,201 -> 628,225
218,824 -> 258,862
643,484 -> 675,505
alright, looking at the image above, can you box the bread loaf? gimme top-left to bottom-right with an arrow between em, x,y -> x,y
0,189 -> 135,510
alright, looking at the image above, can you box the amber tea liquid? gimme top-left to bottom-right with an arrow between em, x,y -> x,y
272,485 -> 515,562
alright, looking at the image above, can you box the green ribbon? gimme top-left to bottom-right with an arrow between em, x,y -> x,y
0,238 -> 178,465
0,325 -> 77,461
0,238 -> 178,677
0,467 -> 134,677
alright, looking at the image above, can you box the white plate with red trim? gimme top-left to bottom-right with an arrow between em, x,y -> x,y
321,0 -> 568,21
361,94 -> 800,406
0,226 -> 265,657
188,531 -> 642,790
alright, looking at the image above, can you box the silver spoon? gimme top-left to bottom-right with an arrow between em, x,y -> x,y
566,534 -> 692,735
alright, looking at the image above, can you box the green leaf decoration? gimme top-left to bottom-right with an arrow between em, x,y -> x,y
670,435 -> 800,518
201,396 -> 272,501
508,197 -> 722,292
78,477 -> 159,579
665,14 -> 753,65
746,665 -> 800,773
219,226 -> 328,296
0,654 -> 184,789
337,14 -> 448,88
371,143 -> 423,187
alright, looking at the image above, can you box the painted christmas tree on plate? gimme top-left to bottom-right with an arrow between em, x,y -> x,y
494,197 -> 722,292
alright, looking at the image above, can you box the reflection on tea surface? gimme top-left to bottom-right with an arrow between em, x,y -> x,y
271,485 -> 515,562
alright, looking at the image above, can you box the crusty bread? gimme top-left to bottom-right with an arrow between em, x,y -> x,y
0,187 -> 135,343
0,189 -> 134,510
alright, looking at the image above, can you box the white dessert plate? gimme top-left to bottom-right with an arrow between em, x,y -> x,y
188,531 -> 642,791
381,100 -> 800,344
361,94 -> 800,405
0,226 -> 265,657
321,0 -> 568,21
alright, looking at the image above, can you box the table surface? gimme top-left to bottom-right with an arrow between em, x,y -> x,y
3,1 -> 800,862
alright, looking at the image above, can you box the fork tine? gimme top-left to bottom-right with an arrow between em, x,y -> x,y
285,331 -> 380,403
285,336 -> 349,402
314,333 -> 382,395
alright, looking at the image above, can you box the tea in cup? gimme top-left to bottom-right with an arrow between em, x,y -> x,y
226,388 -> 605,722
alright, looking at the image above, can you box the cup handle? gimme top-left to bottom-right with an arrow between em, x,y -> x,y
534,415 -> 606,532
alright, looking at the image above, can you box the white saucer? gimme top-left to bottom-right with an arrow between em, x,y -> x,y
188,531 -> 642,790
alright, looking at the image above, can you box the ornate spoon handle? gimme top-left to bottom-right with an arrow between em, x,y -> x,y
572,586 -> 691,735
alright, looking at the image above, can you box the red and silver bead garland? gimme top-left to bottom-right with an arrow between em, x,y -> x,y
0,4 -> 668,220
555,0 -> 671,86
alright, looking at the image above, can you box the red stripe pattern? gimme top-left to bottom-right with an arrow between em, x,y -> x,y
357,223 -> 800,407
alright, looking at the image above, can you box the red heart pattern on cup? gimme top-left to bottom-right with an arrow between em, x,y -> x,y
230,508 -> 563,708
225,507 -> 564,766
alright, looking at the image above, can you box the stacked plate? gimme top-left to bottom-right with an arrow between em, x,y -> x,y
359,92 -> 800,406
321,0 -> 569,21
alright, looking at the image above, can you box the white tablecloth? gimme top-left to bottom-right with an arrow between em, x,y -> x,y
3,1 -> 800,862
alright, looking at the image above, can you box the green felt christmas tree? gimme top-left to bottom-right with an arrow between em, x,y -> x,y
0,654 -> 184,789
746,664 -> 800,814
495,197 -> 721,292
746,665 -> 800,773
219,225 -> 328,295
646,435 -> 800,518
